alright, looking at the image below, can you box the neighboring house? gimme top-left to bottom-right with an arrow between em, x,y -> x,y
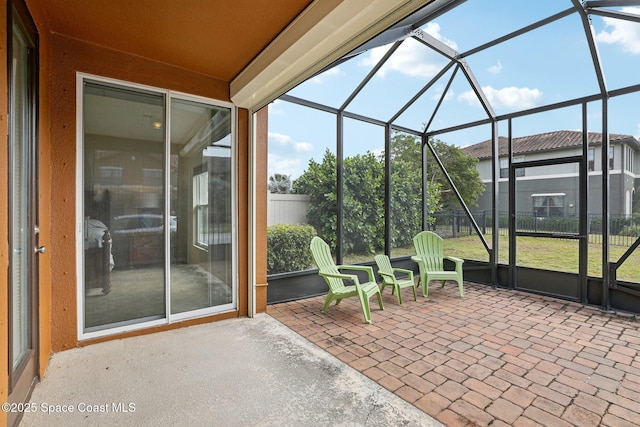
461,131 -> 640,217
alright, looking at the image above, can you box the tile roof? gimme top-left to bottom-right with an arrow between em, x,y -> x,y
460,130 -> 638,159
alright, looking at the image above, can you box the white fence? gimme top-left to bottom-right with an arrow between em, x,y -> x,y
267,194 -> 310,226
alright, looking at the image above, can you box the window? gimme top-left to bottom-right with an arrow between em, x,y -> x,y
609,146 -> 614,170
533,194 -> 564,217
99,166 -> 123,186
193,170 -> 208,248
588,147 -> 614,171
626,146 -> 635,173
500,156 -> 525,178
142,168 -> 162,187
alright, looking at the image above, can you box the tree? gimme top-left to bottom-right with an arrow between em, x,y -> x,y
293,149 -> 385,254
389,133 -> 484,209
428,139 -> 485,209
293,148 -> 441,255
268,173 -> 292,194
292,150 -> 338,249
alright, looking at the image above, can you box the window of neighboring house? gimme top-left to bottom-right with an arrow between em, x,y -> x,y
588,148 -> 595,171
193,171 -> 209,248
499,156 -> 525,178
609,146 -> 614,170
533,194 -> 564,217
143,168 -> 162,187
99,166 -> 123,186
626,146 -> 635,173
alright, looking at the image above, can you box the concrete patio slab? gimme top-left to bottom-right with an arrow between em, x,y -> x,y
20,314 -> 440,427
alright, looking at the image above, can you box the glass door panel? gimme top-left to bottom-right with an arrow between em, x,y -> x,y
170,99 -> 233,314
8,5 -> 39,422
10,19 -> 31,373
83,81 -> 166,330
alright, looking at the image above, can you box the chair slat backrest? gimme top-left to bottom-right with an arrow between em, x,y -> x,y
374,254 -> 394,284
413,231 -> 444,270
310,237 -> 346,293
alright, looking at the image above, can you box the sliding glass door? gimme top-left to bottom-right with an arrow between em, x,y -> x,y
8,1 -> 39,420
169,99 -> 234,316
80,77 -> 235,335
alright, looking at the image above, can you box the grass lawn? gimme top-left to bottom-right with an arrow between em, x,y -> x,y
344,234 -> 640,283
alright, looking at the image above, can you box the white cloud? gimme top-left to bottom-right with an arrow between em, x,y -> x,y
268,154 -> 304,180
432,88 -> 454,101
359,22 -> 457,78
596,7 -> 640,54
269,132 -> 313,153
458,86 -> 543,110
268,99 -> 285,116
311,66 -> 344,84
488,61 -> 502,74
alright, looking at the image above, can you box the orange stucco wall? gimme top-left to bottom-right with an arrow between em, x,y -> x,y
36,15 -> 52,381
46,33 -> 253,351
255,108 -> 269,311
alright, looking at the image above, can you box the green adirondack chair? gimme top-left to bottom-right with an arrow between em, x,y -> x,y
411,231 -> 464,298
310,237 -> 383,323
374,254 -> 417,305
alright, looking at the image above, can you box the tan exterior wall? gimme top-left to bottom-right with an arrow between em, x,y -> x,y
36,8 -> 52,380
255,108 -> 269,311
46,33 -> 251,351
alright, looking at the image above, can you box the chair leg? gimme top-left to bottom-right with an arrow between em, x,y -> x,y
322,293 -> 334,314
422,277 -> 429,297
457,279 -> 464,297
375,290 -> 384,310
358,293 -> 372,324
411,284 -> 417,301
395,284 -> 402,305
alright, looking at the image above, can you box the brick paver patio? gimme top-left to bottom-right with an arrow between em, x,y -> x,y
268,282 -> 640,427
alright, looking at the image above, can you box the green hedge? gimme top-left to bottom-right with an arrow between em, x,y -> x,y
267,224 -> 317,274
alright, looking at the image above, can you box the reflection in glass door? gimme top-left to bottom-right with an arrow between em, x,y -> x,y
81,78 -> 236,335
83,82 -> 167,330
170,99 -> 234,315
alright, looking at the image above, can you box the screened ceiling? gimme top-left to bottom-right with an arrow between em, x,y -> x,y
281,0 -> 640,141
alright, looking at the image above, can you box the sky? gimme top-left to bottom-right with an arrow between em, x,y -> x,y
267,1 -> 640,181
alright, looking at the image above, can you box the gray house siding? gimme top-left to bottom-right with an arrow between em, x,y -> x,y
475,172 -> 630,217
464,132 -> 639,218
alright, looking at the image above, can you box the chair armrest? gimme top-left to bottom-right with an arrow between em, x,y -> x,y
337,264 -> 375,282
392,268 -> 414,280
444,256 -> 464,265
377,270 -> 398,284
319,271 -> 361,286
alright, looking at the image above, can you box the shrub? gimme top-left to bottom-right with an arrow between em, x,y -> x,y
620,224 -> 640,237
267,224 -> 316,274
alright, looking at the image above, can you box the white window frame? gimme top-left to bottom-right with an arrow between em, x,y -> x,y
193,171 -> 209,249
76,73 -> 238,340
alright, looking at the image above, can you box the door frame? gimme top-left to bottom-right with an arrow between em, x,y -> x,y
76,74 -> 238,340
6,0 -> 40,423
508,154 -> 588,302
